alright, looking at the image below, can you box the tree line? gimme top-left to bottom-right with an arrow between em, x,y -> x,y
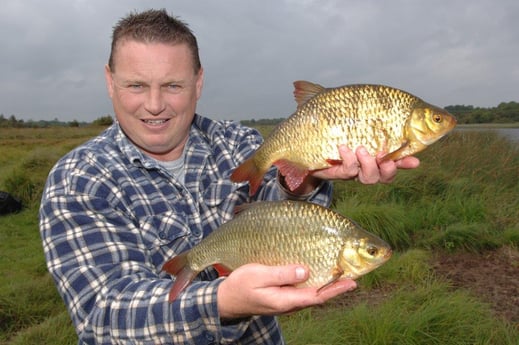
445,101 -> 519,124
0,115 -> 113,128
1,101 -> 518,128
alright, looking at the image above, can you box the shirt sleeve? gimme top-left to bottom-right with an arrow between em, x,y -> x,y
39,165 -> 283,344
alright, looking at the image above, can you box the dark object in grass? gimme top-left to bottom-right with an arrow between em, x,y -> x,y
0,191 -> 22,215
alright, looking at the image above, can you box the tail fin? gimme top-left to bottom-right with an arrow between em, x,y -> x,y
162,253 -> 198,302
230,157 -> 266,196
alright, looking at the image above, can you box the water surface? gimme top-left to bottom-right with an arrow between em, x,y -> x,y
455,127 -> 519,144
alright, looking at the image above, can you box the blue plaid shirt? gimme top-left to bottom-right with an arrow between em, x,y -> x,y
39,114 -> 332,345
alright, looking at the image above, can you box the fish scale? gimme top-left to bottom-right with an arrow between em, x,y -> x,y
231,81 -> 456,195
162,200 -> 392,302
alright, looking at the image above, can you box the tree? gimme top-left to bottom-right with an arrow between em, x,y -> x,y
92,115 -> 114,126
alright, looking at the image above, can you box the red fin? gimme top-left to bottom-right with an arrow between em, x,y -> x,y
167,266 -> 198,302
213,263 -> 232,277
162,252 -> 188,275
162,253 -> 198,302
274,159 -> 309,191
293,80 -> 326,107
326,159 -> 343,165
230,157 -> 266,196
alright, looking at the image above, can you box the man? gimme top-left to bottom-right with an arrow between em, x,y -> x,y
40,9 -> 418,344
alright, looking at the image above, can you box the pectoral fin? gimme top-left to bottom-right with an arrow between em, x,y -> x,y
379,141 -> 410,162
316,267 -> 345,294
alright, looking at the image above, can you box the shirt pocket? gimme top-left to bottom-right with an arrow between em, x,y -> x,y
202,179 -> 241,222
139,211 -> 191,257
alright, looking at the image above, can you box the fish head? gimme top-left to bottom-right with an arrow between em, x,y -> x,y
409,103 -> 457,146
338,235 -> 392,279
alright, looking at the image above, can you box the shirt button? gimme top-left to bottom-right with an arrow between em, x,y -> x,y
204,332 -> 215,343
158,231 -> 166,239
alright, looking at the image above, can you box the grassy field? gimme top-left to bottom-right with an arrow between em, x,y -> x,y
0,125 -> 518,344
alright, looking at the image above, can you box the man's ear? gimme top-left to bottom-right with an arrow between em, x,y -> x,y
104,64 -> 114,99
195,67 -> 204,100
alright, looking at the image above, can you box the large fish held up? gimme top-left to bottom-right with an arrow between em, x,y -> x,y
162,200 -> 392,302
231,81 -> 457,195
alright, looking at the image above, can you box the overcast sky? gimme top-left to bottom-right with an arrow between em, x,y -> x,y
1,0 -> 518,122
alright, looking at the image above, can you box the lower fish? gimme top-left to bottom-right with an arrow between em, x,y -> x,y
162,200 -> 392,302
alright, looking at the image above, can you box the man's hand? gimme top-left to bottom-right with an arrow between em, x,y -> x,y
312,145 -> 420,184
217,263 -> 357,320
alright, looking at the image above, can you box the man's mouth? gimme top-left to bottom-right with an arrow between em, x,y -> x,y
143,119 -> 169,125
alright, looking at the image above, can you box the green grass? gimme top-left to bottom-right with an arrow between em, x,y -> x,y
0,209 -> 65,343
0,126 -> 105,344
331,131 -> 519,253
281,250 -> 517,344
282,284 -> 516,345
6,311 -> 77,345
0,126 -> 518,344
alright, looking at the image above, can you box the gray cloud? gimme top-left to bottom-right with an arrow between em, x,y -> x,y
1,0 -> 518,122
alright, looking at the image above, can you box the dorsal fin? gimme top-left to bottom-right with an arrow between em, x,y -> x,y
293,80 -> 326,107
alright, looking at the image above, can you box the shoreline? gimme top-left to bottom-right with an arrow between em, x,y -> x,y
456,122 -> 519,129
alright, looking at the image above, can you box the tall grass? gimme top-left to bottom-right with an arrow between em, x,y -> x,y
1,126 -> 518,344
332,131 -> 519,253
0,209 -> 65,343
0,127 -> 105,207
0,126 -> 105,344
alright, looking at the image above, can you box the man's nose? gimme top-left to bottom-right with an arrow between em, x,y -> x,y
144,87 -> 166,115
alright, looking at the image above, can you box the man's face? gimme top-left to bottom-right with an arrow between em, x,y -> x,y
105,40 -> 203,161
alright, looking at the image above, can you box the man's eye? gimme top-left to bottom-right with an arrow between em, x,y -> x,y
168,84 -> 182,92
129,84 -> 143,89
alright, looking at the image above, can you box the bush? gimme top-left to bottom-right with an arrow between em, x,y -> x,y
92,115 -> 113,126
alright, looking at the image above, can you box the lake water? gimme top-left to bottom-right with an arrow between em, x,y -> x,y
455,127 -> 519,144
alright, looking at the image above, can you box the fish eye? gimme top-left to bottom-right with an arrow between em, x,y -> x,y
432,114 -> 443,123
366,245 -> 379,256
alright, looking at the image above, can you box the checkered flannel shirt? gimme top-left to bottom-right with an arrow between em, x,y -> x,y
39,114 -> 332,344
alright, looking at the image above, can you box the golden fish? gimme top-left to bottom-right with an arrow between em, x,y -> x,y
231,81 -> 457,195
162,200 -> 392,302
